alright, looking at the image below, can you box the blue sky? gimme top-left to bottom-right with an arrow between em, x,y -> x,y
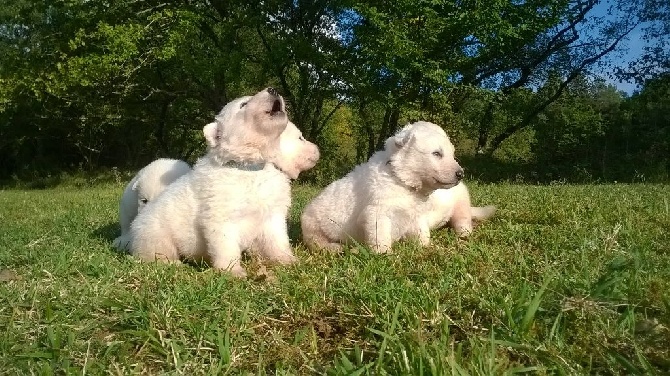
590,1 -> 648,94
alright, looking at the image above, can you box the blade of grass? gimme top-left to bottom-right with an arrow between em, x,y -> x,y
521,275 -> 553,334
374,301 -> 402,371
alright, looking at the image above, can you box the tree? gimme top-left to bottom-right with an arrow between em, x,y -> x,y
0,0 -> 665,182
532,74 -> 609,179
619,74 -> 670,179
344,0 -> 642,155
0,0 -> 262,176
619,0 -> 670,82
241,0 -> 355,142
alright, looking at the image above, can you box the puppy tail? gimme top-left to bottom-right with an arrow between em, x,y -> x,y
471,205 -> 496,222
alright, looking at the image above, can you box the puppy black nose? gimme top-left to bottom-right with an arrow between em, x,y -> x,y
267,87 -> 278,96
455,168 -> 464,180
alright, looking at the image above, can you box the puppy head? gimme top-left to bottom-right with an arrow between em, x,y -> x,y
388,121 -> 463,193
204,88 -> 289,163
271,121 -> 320,179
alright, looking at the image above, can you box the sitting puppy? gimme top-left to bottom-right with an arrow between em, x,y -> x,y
301,121 -> 464,253
129,88 -> 319,277
386,125 -> 496,239
113,158 -> 191,251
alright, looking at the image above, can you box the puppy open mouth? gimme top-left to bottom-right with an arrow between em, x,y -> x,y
271,99 -> 282,113
266,98 -> 284,116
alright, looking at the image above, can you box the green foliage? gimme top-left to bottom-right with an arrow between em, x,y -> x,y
309,104 -> 360,183
621,0 -> 670,82
0,0 -> 668,182
610,74 -> 670,180
534,75 -> 608,177
0,0 -> 266,177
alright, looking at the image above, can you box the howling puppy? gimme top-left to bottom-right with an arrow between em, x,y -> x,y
129,88 -> 319,277
301,121 -> 465,253
113,158 -> 191,251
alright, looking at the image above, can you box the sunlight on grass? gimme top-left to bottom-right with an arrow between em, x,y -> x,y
0,182 -> 668,374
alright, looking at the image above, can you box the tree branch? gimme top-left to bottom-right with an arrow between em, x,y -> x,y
487,23 -> 640,152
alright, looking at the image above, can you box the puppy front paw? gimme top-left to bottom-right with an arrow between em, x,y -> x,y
272,251 -> 298,265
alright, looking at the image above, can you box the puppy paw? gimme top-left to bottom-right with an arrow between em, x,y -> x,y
252,265 -> 278,284
455,228 -> 472,239
271,252 -> 298,265
112,236 -> 131,251
371,244 -> 393,254
219,265 -> 247,278
419,235 -> 431,247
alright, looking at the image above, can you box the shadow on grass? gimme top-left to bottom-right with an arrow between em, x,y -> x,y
89,221 -> 134,262
0,174 -> 64,189
90,222 -> 128,260
91,221 -> 120,243
288,218 -> 303,246
87,221 -> 280,274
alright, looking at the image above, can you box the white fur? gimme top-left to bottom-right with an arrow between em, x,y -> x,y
113,158 -> 191,250
301,121 -> 464,253
424,183 -> 496,238
274,122 -> 320,180
129,89 -> 319,277
387,124 -> 496,238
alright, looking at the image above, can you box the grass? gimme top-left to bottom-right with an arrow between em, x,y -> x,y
0,180 -> 669,374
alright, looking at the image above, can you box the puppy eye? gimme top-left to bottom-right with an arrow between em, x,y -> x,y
140,198 -> 148,204
299,136 -> 305,141
239,101 -> 248,108
432,151 -> 443,158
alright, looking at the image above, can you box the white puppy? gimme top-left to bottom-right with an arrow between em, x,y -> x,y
129,88 -> 319,277
424,183 -> 496,238
301,121 -> 465,253
113,158 -> 191,250
386,124 -> 496,239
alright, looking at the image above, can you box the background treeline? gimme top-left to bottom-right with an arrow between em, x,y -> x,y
1,0 -> 668,184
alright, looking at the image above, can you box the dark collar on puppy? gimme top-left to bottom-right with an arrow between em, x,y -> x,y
223,160 -> 266,171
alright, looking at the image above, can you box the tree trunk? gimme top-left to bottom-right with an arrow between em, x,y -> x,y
371,106 -> 400,156
155,100 -> 171,155
476,102 -> 496,154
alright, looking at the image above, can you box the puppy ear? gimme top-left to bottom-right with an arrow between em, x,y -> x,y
394,131 -> 413,149
131,178 -> 140,191
203,122 -> 219,148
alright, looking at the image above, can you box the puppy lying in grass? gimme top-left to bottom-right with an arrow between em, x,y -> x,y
113,158 -> 191,251
301,121 -> 495,253
129,88 -> 319,277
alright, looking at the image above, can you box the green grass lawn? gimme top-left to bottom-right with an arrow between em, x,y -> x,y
0,181 -> 668,374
